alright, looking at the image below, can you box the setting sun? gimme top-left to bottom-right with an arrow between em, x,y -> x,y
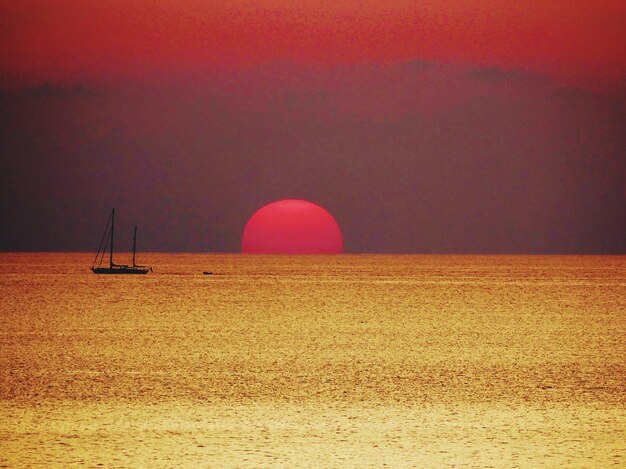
242,199 -> 343,254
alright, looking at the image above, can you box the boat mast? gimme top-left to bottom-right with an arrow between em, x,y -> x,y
132,226 -> 137,267
110,208 -> 115,268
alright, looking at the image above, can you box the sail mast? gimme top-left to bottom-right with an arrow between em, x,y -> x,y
110,208 -> 115,268
132,226 -> 137,267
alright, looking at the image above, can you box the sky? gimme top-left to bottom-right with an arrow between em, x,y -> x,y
1,0 -> 625,253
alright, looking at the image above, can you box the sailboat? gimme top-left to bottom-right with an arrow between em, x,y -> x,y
91,208 -> 151,274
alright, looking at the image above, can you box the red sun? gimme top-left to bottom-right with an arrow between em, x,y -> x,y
242,199 -> 343,254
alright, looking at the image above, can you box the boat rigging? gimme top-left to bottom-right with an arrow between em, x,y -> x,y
91,208 -> 151,274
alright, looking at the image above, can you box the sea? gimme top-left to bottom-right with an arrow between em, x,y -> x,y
0,253 -> 624,468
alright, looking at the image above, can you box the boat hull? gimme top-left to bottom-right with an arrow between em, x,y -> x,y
91,267 -> 149,275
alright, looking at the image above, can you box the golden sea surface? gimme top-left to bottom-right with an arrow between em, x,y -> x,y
0,253 -> 624,467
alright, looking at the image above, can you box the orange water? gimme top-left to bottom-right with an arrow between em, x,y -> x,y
1,253 -> 624,467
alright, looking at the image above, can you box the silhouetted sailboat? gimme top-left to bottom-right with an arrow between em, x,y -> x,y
91,209 -> 151,274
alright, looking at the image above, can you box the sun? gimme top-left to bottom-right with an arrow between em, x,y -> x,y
242,199 -> 343,254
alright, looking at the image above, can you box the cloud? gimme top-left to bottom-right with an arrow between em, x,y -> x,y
403,59 -> 437,70
466,67 -> 552,85
21,83 -> 98,98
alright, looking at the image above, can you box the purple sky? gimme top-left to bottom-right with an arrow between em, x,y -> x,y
2,61 -> 624,253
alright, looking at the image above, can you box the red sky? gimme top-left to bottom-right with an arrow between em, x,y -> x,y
2,0 -> 625,91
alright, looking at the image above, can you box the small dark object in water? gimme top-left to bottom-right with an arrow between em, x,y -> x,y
203,271 -> 213,275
